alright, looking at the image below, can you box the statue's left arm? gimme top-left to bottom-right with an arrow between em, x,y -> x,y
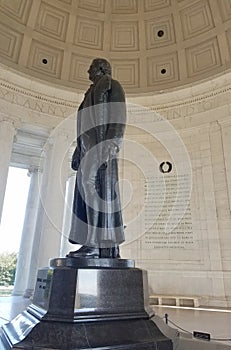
94,75 -> 126,159
106,79 -> 126,156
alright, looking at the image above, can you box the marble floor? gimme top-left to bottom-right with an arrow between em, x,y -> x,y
0,296 -> 231,347
0,296 -> 31,328
152,305 -> 231,346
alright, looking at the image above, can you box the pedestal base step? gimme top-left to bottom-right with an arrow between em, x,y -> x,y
1,258 -> 173,349
50,257 -> 135,269
2,314 -> 173,349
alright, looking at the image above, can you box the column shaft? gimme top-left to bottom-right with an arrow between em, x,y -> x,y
0,120 -> 15,222
12,168 -> 40,296
26,131 -> 70,295
60,172 -> 78,257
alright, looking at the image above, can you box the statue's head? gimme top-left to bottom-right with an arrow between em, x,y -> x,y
88,58 -> 112,83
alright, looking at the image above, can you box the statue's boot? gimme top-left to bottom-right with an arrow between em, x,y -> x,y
67,245 -> 100,258
67,245 -> 120,259
99,246 -> 120,258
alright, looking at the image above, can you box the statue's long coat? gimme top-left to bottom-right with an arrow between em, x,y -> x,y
69,74 -> 126,248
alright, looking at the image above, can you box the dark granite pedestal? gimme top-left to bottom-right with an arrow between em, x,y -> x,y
1,258 -> 173,349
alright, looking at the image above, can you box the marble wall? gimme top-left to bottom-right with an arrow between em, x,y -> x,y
121,75 -> 231,307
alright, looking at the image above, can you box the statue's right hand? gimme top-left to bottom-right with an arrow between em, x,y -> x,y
71,147 -> 80,171
71,158 -> 79,171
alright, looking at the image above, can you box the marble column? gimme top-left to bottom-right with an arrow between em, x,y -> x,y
60,171 -> 79,257
219,120 -> 231,306
208,122 -> 226,305
220,120 -> 231,211
12,167 -> 40,296
0,119 -> 16,223
25,130 -> 70,296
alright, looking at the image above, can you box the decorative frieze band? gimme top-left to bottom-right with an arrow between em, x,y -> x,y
0,80 -> 77,118
0,75 -> 231,120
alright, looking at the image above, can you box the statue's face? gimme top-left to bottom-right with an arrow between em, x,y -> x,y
88,60 -> 101,83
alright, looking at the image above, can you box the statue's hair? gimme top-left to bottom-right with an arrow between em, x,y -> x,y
92,58 -> 112,75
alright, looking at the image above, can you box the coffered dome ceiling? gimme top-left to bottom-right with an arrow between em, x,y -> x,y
0,0 -> 231,94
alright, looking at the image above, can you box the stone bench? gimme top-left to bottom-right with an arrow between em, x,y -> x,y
149,295 -> 200,308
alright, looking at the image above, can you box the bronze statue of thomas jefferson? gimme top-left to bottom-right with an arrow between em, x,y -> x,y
68,58 -> 126,258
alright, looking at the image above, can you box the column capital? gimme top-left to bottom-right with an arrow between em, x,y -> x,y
0,116 -> 22,129
210,120 -> 220,132
27,166 -> 40,177
217,118 -> 231,128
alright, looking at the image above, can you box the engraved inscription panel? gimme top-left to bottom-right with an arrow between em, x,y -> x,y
143,174 -> 193,249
